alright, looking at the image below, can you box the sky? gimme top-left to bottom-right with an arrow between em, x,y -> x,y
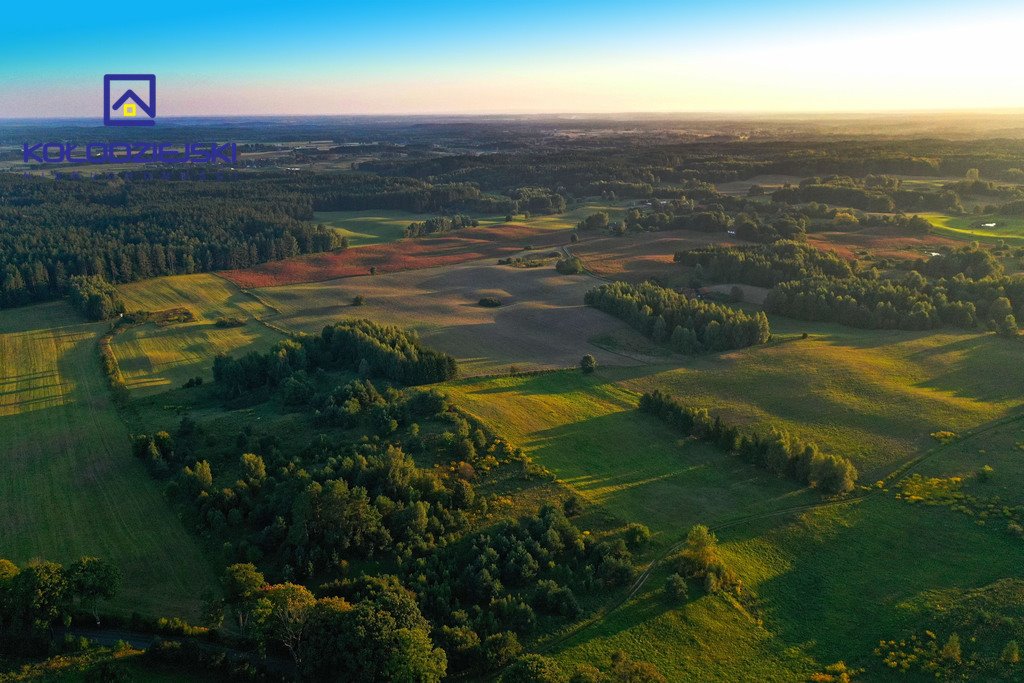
2,0 -> 1023,117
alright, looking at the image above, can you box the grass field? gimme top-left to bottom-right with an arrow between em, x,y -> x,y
445,320 -> 1024,678
0,302 -> 217,618
922,212 -> 1024,242
114,274 -> 285,394
313,209 -> 426,247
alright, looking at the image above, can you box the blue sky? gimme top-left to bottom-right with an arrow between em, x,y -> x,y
2,0 -> 1022,116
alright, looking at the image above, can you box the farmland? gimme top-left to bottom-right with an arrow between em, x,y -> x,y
0,302 -> 216,618
923,212 -> 1024,242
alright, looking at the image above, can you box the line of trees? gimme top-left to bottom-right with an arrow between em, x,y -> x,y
639,390 -> 858,494
212,319 -> 458,397
585,281 -> 770,354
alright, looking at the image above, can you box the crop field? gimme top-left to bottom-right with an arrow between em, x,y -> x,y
569,231 -> 741,285
222,224 -> 569,288
0,302 -> 216,618
805,225 -> 960,261
113,274 -> 285,394
922,212 -> 1024,242
258,255 -> 657,375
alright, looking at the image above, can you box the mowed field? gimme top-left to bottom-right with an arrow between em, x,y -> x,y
258,256 -> 658,375
114,274 -> 285,394
0,302 -> 216,618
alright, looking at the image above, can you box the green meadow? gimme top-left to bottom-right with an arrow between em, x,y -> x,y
922,211 -> 1024,242
0,302 -> 217,618
114,274 -> 284,394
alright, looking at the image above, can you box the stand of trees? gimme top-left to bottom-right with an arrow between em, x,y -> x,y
68,275 -> 125,321
585,281 -> 770,354
405,214 -> 478,238
639,390 -> 858,494
212,319 -> 458,397
0,556 -> 120,657
676,241 -> 854,288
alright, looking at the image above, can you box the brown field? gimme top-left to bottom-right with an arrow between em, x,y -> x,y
716,174 -> 804,196
806,226 -> 960,261
570,231 -> 741,285
222,224 -> 568,288
258,255 -> 661,375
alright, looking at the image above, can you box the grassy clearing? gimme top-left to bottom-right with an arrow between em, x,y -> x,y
313,210 -> 425,247
620,321 -> 1024,479
114,274 -> 284,394
922,212 -> 1024,242
447,370 -> 812,542
0,302 -> 216,618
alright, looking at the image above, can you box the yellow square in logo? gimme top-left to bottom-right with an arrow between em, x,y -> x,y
123,103 -> 137,117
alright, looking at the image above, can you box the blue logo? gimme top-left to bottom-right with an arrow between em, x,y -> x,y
104,74 -> 156,126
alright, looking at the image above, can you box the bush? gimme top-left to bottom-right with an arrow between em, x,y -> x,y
623,523 -> 651,550
664,573 -> 688,603
555,256 -> 584,274
479,296 -> 502,308
352,295 -> 365,306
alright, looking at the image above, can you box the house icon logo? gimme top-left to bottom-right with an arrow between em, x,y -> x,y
104,74 -> 156,126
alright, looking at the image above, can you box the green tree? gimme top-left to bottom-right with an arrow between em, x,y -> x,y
240,453 -> 266,484
68,557 -> 120,625
264,582 -> 315,664
223,563 -> 269,635
941,632 -> 962,663
1002,640 -> 1020,665
664,573 -> 688,603
580,354 -> 597,374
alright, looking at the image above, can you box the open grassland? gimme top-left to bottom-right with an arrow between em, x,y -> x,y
621,321 -> 1024,478
0,302 -> 216,618
114,274 -> 284,394
446,327 -> 1024,679
922,212 -> 1024,242
258,256 -> 657,375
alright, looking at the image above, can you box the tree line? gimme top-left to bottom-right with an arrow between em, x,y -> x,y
405,214 -> 478,238
0,174 -> 342,309
68,275 -> 125,321
585,281 -> 770,354
639,390 -> 858,494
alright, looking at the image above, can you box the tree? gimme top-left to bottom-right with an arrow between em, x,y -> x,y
580,354 -> 597,374
940,632 -> 962,663
223,564 -> 268,635
624,523 -> 651,550
68,557 -> 120,625
502,654 -> 566,682
264,582 -> 315,664
240,453 -> 266,484
352,295 -> 365,306
679,525 -> 719,577
1002,640 -> 1020,665
664,573 -> 688,603
483,631 -> 523,670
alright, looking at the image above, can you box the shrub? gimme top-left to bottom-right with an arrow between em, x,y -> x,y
623,523 -> 651,550
664,573 -> 688,603
352,295 -> 365,306
479,296 -> 502,308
